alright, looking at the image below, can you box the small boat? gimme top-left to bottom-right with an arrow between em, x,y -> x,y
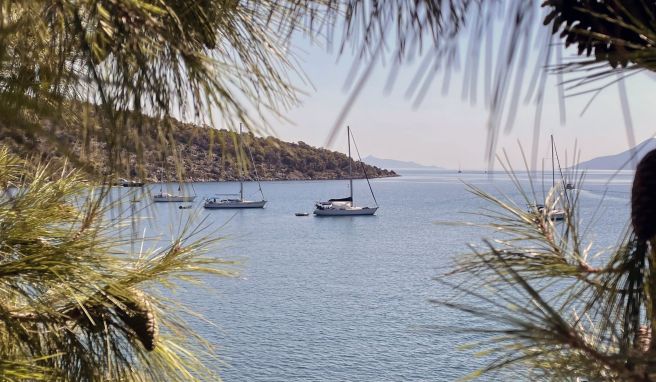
120,179 -> 144,187
204,123 -> 267,209
295,212 -> 309,216
153,192 -> 196,203
313,126 -> 378,216
179,204 -> 193,209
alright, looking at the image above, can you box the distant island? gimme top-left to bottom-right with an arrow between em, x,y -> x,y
363,155 -> 445,171
1,117 -> 397,182
576,138 -> 656,170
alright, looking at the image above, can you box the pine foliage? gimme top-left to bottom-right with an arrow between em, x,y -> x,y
443,149 -> 656,381
0,147 -> 232,381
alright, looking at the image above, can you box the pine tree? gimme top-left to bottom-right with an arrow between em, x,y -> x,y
441,3 -> 656,379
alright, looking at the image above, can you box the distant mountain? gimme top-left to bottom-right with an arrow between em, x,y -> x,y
363,155 -> 444,170
577,138 -> 656,170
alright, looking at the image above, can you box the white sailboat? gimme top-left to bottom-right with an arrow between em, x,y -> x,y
204,124 -> 267,209
532,135 -> 565,221
314,126 -> 378,216
152,169 -> 196,203
153,192 -> 196,203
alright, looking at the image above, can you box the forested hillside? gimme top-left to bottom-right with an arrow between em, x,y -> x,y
1,117 -> 397,182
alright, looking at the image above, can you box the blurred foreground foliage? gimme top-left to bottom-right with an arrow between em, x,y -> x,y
442,150 -> 656,381
436,1 -> 656,379
0,147 -> 233,380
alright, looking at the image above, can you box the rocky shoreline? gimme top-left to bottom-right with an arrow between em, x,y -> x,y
145,172 -> 400,183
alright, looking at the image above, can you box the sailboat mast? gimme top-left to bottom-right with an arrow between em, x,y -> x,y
348,126 -> 354,205
551,135 -> 555,188
239,123 -> 244,201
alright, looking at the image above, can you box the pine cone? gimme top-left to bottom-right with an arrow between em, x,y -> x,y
116,288 -> 158,351
631,149 -> 656,242
637,325 -> 651,353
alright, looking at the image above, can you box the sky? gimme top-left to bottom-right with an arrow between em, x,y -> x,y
261,17 -> 656,171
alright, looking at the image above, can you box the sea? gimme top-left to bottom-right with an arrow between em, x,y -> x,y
114,169 -> 634,381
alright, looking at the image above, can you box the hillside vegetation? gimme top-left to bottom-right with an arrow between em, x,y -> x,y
1,117 -> 397,182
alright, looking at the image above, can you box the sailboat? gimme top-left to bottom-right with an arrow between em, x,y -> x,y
313,126 -> 378,216
152,168 -> 196,203
153,190 -> 196,203
204,124 -> 267,209
533,135 -> 565,221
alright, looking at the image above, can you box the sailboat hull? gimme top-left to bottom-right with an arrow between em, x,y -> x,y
204,200 -> 267,209
548,210 -> 565,221
153,195 -> 196,203
313,206 -> 378,216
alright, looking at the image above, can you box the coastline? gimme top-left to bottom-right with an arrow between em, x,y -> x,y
143,172 -> 401,183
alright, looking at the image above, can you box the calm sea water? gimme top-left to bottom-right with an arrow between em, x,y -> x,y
117,169 -> 634,381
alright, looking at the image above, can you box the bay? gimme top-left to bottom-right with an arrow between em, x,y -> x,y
118,169 -> 633,381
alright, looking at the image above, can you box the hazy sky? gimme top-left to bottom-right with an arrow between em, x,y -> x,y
267,28 -> 656,170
